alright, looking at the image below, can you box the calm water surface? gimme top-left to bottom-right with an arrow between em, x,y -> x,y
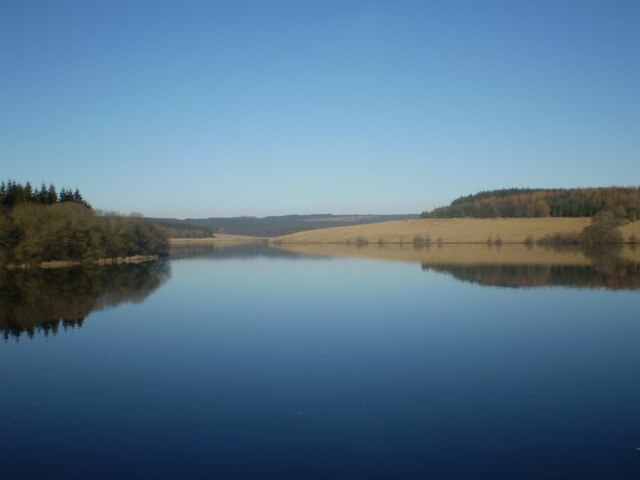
1,244 -> 640,479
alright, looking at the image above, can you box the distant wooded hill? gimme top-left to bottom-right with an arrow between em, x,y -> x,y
422,188 -> 640,220
151,214 -> 419,238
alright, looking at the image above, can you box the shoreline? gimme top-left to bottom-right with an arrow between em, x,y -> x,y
166,217 -> 640,247
274,242 -> 640,266
6,254 -> 160,270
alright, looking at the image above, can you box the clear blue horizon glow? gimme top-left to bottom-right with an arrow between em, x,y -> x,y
2,0 -> 639,218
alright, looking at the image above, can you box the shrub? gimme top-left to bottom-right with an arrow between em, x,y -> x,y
578,208 -> 626,245
355,236 -> 368,247
537,232 -> 580,245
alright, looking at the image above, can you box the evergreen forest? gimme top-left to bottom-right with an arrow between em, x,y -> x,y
422,187 -> 640,220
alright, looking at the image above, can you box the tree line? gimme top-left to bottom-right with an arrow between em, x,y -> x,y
151,218 -> 214,238
0,180 -> 168,266
0,180 -> 90,208
422,187 -> 640,220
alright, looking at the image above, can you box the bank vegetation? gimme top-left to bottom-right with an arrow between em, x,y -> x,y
0,181 -> 168,268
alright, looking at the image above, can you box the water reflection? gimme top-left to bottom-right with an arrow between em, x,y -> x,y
4,243 -> 639,340
277,243 -> 640,290
170,240 -> 325,260
0,261 -> 170,340
422,258 -> 640,289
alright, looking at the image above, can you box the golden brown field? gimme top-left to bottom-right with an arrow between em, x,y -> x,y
620,221 -> 640,241
275,217 -> 593,244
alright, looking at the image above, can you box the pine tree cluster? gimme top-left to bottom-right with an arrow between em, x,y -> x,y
0,180 -> 90,208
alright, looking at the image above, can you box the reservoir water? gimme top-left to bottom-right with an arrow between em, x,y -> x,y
2,243 -> 640,479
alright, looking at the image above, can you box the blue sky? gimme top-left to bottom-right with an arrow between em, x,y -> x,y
1,0 -> 639,218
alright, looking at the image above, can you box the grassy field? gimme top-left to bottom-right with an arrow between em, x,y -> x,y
166,218 -> 640,245
167,218 -> 640,246
620,221 -> 640,241
275,217 -> 597,244
276,217 -> 640,245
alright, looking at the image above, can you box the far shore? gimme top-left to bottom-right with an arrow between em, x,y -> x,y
273,217 -> 640,245
169,218 -> 640,246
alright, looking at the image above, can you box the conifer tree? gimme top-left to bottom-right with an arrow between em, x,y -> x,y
47,184 -> 57,204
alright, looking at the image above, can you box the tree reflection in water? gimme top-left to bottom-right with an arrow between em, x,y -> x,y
422,247 -> 640,290
0,261 -> 170,340
274,242 -> 640,291
7,243 -> 636,340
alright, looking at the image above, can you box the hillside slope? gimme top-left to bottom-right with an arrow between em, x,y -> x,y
277,217 -> 640,244
152,214 -> 418,237
276,218 -> 593,244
